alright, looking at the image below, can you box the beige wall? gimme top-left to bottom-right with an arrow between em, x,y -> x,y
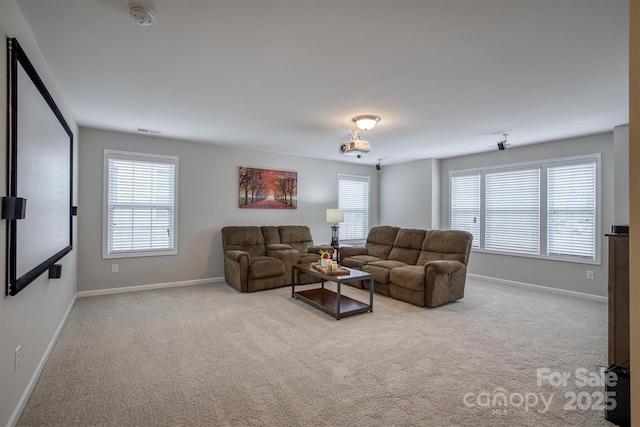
77,128 -> 379,292
379,158 -> 440,229
439,132 -> 616,297
0,1 -> 79,425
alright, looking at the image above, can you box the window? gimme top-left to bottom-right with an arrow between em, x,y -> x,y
450,154 -> 599,263
103,150 -> 178,258
338,174 -> 370,241
547,162 -> 596,259
485,168 -> 540,255
450,175 -> 480,248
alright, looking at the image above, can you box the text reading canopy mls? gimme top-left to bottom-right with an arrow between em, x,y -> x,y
5,38 -> 74,296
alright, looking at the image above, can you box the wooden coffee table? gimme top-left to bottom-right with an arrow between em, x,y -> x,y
292,263 -> 374,320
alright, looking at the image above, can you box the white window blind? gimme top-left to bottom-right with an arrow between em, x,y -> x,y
485,169 -> 540,254
104,150 -> 178,257
547,162 -> 596,259
449,154 -> 599,263
450,174 -> 480,248
338,174 -> 370,241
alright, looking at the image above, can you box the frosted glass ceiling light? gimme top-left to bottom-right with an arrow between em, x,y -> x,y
352,115 -> 380,131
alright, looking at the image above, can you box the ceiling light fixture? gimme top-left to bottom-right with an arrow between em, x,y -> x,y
352,115 -> 380,131
129,5 -> 156,26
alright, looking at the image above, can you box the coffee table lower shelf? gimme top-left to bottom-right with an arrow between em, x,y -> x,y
293,288 -> 371,319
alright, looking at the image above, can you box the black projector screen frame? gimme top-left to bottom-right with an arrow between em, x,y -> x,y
6,38 -> 73,296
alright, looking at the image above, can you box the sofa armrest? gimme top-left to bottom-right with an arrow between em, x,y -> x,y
424,260 -> 464,275
224,250 -> 250,292
272,249 -> 299,285
423,261 -> 468,307
225,250 -> 250,263
267,243 -> 292,251
340,246 -> 368,259
267,244 -> 293,257
307,245 -> 334,255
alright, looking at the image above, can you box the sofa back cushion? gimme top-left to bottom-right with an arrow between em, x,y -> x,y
261,226 -> 281,246
277,225 -> 315,253
388,228 -> 427,264
221,226 -> 267,257
365,226 -> 401,259
417,230 -> 473,266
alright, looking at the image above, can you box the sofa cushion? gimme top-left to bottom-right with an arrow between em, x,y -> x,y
417,230 -> 473,266
299,253 -> 321,264
278,225 -> 315,253
389,265 -> 425,291
388,229 -> 426,264
365,226 -> 401,259
362,260 -> 409,284
261,226 -> 281,246
342,255 -> 383,269
222,226 -> 267,257
249,256 -> 285,279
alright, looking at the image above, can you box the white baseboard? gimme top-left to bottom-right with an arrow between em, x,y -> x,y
468,273 -> 607,303
8,293 -> 77,427
76,277 -> 224,298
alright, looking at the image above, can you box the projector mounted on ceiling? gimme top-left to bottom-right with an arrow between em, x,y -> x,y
339,131 -> 371,157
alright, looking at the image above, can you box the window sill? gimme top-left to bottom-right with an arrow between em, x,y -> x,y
471,248 -> 601,266
102,250 -> 178,260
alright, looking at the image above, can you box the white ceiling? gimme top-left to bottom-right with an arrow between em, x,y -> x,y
17,0 -> 628,165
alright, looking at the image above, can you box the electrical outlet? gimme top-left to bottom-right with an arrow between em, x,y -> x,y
586,270 -> 594,280
15,345 -> 21,372
111,264 -> 119,273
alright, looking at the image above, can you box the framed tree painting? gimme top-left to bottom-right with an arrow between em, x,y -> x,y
239,167 -> 297,209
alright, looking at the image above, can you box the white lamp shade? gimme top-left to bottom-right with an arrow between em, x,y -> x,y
326,209 -> 344,223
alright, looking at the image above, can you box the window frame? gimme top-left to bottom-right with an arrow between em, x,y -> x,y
337,173 -> 371,243
449,153 -> 601,265
102,149 -> 179,259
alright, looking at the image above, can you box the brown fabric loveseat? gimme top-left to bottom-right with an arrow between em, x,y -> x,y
340,226 -> 473,307
221,225 -> 332,292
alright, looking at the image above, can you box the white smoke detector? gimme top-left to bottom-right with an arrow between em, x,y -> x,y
129,5 -> 156,26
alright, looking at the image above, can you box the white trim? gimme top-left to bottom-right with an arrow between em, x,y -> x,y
102,149 -> 179,259
448,152 -> 602,176
468,273 -> 607,303
76,277 -> 224,298
470,248 -> 602,266
8,294 -> 77,427
337,173 -> 371,241
450,153 -> 601,264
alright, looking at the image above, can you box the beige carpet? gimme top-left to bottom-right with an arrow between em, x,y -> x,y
17,279 -> 613,427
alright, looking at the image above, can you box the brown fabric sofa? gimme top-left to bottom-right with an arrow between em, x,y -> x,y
340,226 -> 473,307
221,225 -> 331,292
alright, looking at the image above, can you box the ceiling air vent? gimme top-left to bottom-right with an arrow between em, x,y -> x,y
136,127 -> 162,135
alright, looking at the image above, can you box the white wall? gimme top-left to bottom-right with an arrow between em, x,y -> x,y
0,1 -> 79,425
77,128 -> 379,292
379,158 -> 440,228
439,132 -> 616,297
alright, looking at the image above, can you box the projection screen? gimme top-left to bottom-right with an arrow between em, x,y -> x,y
7,38 -> 73,296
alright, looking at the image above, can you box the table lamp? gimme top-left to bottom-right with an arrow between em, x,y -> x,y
326,209 -> 344,247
